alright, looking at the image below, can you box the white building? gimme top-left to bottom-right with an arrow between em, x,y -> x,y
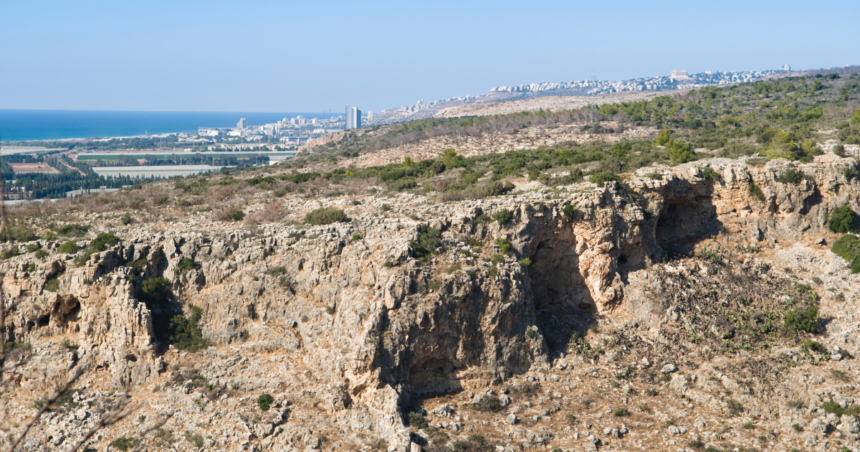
237,118 -> 246,129
198,128 -> 221,137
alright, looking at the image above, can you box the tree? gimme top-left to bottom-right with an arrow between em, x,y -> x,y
654,128 -> 672,146
852,108 -> 860,125
668,141 -> 693,164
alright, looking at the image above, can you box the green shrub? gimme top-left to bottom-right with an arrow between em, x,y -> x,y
748,182 -> 765,201
473,396 -> 503,413
784,305 -> 819,333
821,401 -> 860,417
304,208 -> 348,225
802,339 -> 824,352
224,207 -> 245,221
668,140 -> 693,164
408,412 -> 429,429
494,208 -> 513,225
44,278 -> 60,292
589,170 -> 618,186
170,306 -> 206,352
829,206 -> 857,233
109,436 -> 137,451
645,173 -> 663,180
776,169 -> 805,184
388,178 -> 417,191
139,277 -> 171,305
0,226 -> 36,243
832,234 -> 860,272
265,266 -> 286,276
525,328 -> 536,339
75,232 -> 120,266
614,407 -> 629,417
518,258 -> 532,267
257,393 -> 275,411
562,204 -> 577,221
488,266 -> 499,278
698,167 -> 720,181
351,233 -> 362,241
409,224 -> 443,260
58,241 -> 79,254
27,262 -> 36,272
34,249 -> 49,259
120,213 -> 134,225
0,246 -> 20,259
25,243 -> 40,253
176,257 -> 200,273
494,238 -> 513,254
58,224 -> 88,237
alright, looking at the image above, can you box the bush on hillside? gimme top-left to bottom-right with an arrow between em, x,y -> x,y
784,305 -> 819,333
494,208 -> 513,225
0,226 -> 36,243
304,208 -> 347,225
58,241 -> 79,254
75,232 -> 120,266
139,277 -> 171,306
829,206 -> 857,233
170,306 -> 206,352
409,224 -> 443,260
831,234 -> 860,272
58,224 -> 89,237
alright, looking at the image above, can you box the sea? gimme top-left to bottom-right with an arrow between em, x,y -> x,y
0,110 -> 339,142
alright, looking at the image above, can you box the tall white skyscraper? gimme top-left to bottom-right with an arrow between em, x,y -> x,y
345,106 -> 361,129
237,118 -> 246,129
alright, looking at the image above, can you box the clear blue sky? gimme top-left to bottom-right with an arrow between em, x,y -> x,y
1,0 -> 857,113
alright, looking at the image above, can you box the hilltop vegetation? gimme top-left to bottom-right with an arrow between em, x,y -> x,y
296,73 -> 860,167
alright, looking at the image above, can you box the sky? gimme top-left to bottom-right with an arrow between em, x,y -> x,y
1,0 -> 858,113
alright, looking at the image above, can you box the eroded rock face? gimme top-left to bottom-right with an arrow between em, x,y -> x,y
3,156 -> 860,450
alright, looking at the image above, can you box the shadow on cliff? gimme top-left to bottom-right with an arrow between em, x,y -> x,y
525,225 -> 596,354
649,179 -> 722,261
526,179 -> 723,354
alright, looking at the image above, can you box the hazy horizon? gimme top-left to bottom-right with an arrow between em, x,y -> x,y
2,0 -> 858,113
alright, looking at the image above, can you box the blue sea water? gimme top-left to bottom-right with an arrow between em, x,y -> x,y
0,110 -> 339,142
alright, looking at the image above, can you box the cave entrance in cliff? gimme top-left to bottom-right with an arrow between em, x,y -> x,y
654,196 -> 721,259
527,229 -> 595,353
408,357 -> 458,395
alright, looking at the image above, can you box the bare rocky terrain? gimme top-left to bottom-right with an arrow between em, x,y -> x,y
3,150 -> 860,452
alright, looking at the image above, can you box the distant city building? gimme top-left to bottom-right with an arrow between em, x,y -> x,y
670,70 -> 692,82
780,64 -> 791,71
345,106 -> 361,129
198,128 -> 221,137
237,118 -> 246,129
367,111 -> 373,119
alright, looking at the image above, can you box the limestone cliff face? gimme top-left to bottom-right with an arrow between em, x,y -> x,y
3,155 -> 859,450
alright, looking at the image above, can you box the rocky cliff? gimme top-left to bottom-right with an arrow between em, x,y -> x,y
3,154 -> 860,451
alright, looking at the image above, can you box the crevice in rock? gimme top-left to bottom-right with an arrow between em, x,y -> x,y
527,226 -> 595,354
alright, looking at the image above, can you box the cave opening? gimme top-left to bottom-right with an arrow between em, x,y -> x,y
655,196 -> 721,259
407,357 -> 457,395
527,228 -> 595,354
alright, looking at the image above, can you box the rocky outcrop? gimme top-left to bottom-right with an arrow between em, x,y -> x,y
3,155 -> 860,450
